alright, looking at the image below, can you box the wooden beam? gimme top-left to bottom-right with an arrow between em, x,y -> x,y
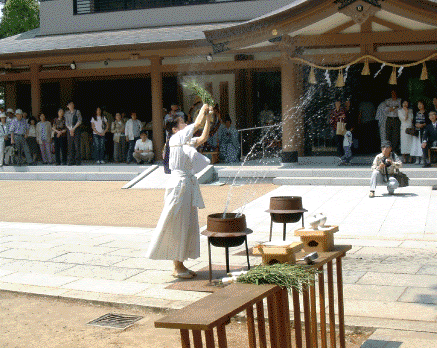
294,29 -> 437,48
298,50 -> 437,65
361,18 -> 372,34
383,0 -> 437,27
161,58 -> 281,73
372,16 -> 411,32
326,20 -> 356,35
0,45 -> 211,70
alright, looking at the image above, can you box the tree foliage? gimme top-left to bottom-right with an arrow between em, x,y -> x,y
0,0 -> 39,39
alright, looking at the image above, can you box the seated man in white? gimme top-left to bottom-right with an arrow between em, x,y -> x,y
369,141 -> 402,197
133,130 -> 154,164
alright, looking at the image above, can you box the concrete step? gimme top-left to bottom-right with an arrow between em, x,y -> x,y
272,177 -> 437,186
0,164 -> 148,181
217,165 -> 437,186
0,164 -> 146,173
0,171 -> 137,181
218,167 -> 437,179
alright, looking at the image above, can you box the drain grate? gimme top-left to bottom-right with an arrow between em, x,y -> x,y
87,313 -> 143,330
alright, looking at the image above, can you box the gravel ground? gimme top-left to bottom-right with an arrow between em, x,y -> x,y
0,181 -> 275,228
0,291 -> 373,348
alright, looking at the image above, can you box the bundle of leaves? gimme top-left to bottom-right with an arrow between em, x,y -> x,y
237,263 -> 318,293
183,80 -> 215,106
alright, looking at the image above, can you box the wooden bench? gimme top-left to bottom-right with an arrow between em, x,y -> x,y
155,245 -> 352,348
202,151 -> 220,164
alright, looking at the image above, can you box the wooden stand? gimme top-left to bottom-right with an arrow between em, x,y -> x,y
253,241 -> 304,265
155,245 -> 352,348
295,225 -> 339,252
201,230 -> 252,283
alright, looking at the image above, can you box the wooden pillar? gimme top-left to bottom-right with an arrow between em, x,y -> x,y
5,81 -> 17,110
246,69 -> 254,127
30,64 -> 41,117
60,79 -> 74,108
150,56 -> 164,159
281,53 -> 304,163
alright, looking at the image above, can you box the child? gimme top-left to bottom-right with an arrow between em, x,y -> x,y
340,123 -> 353,165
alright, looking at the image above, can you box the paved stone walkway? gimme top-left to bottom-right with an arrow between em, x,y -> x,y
0,184 -> 436,347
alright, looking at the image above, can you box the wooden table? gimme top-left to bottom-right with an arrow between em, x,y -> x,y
155,245 -> 352,348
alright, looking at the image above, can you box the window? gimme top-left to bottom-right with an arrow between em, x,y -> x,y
74,0 -> 252,15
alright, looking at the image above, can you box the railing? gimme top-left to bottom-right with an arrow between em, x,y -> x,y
74,0 -> 256,15
237,124 -> 282,160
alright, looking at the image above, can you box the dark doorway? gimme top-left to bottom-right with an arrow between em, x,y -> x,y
41,82 -> 60,121
253,71 -> 282,126
16,83 -> 31,116
73,77 -> 152,125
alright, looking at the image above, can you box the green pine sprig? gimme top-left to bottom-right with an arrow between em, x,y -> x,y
237,264 -> 318,293
182,80 -> 215,106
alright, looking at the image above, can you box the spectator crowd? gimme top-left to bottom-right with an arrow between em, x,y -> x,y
330,92 -> 437,168
0,100 -> 242,167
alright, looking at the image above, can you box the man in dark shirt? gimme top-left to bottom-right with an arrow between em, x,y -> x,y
421,111 -> 437,168
64,101 -> 82,165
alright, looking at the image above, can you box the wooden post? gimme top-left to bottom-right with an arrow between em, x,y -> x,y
280,287 -> 292,348
246,305 -> 257,348
267,294 -> 278,348
192,330 -> 203,348
150,56 -> 164,159
180,329 -> 191,348
292,287 -> 303,348
217,324 -> 228,348
327,261 -> 336,348
256,300 -> 267,348
281,52 -> 304,163
205,330 -> 215,348
302,284 -> 312,348
310,279 -> 318,348
336,257 -> 346,348
5,82 -> 17,110
318,268 -> 327,348
30,64 -> 41,117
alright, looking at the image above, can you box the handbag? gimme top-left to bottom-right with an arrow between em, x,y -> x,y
392,169 -> 409,188
405,127 -> 418,136
336,121 -> 346,136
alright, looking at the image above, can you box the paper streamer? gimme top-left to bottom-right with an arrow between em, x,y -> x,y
374,63 -> 386,78
397,66 -> 404,78
344,65 -> 350,82
324,70 -> 332,87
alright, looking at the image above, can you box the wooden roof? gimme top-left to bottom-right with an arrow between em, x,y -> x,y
203,0 -> 437,54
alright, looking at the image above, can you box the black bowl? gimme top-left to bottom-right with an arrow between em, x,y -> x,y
270,212 -> 303,223
209,235 -> 246,248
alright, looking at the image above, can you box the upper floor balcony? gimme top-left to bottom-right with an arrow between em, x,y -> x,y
73,0 -> 254,15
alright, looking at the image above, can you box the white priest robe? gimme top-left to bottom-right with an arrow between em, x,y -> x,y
146,124 -> 210,261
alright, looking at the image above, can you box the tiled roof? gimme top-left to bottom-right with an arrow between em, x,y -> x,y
0,22 -> 241,57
